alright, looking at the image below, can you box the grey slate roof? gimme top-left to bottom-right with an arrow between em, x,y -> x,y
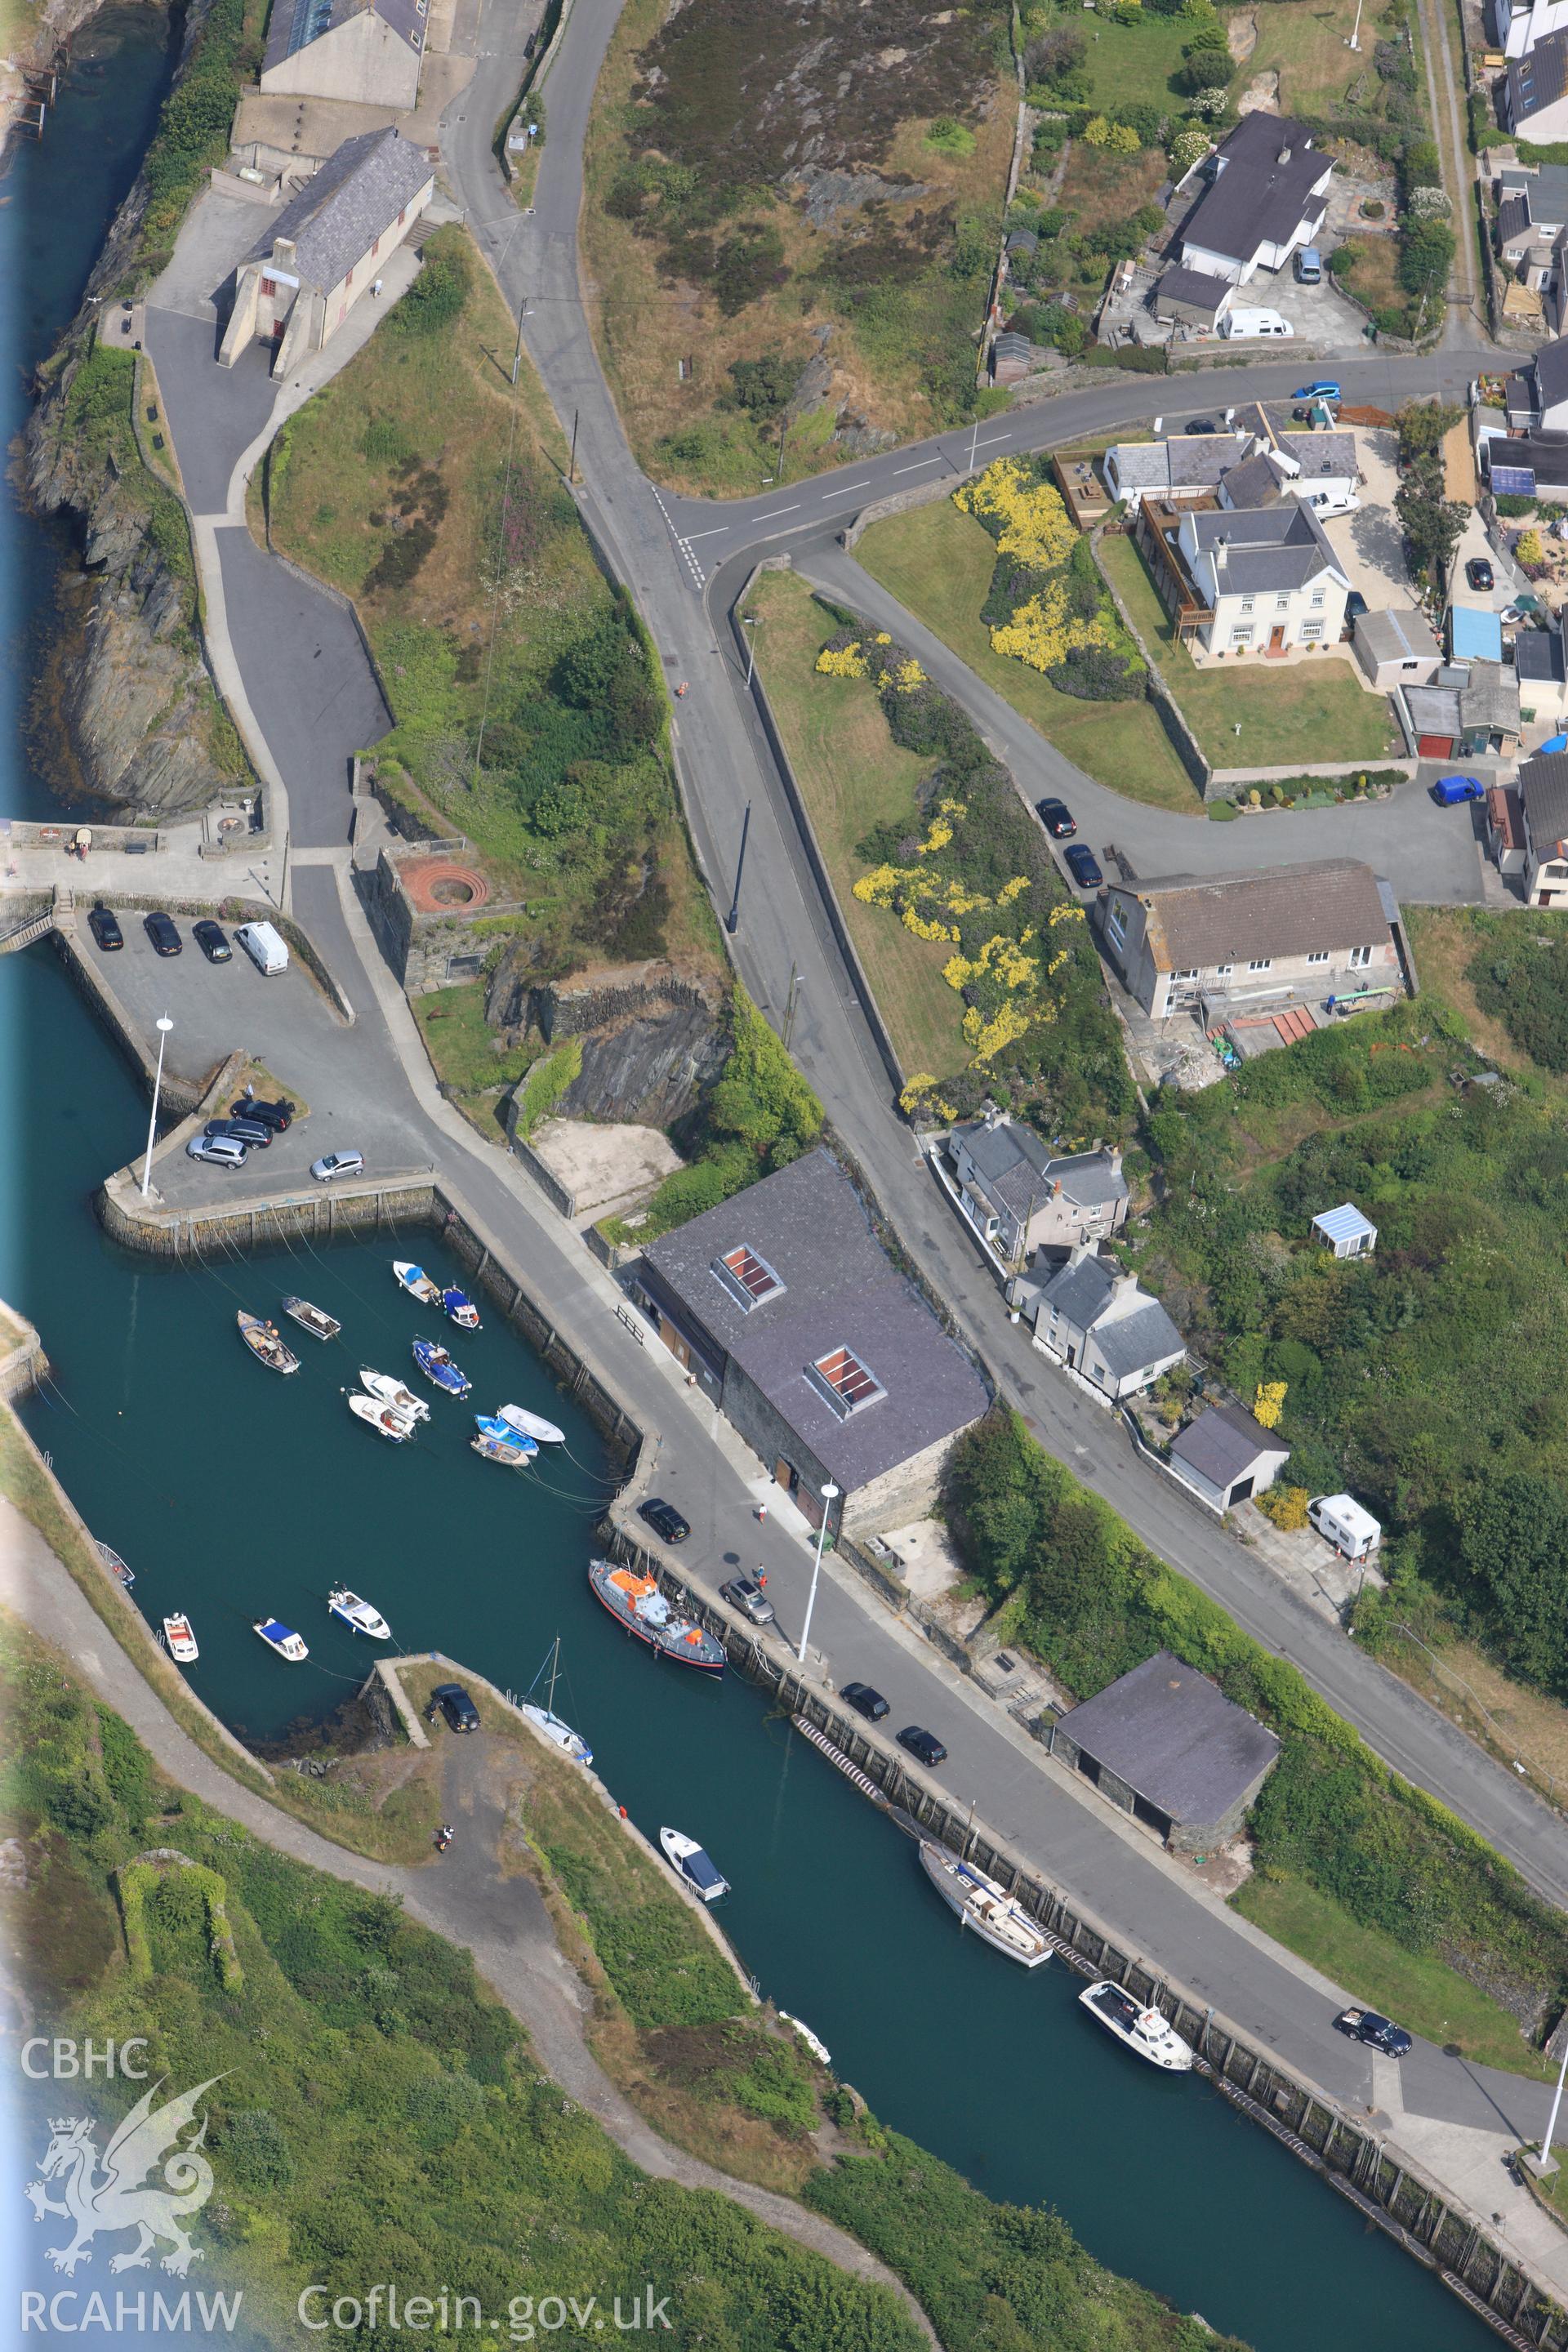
1282,430 -> 1357,483
1152,264 -> 1230,318
1218,452 -> 1284,508
955,1119 -> 1127,1224
1462,659 -> 1521,733
1115,857 -> 1393,969
1508,29 -> 1568,127
1530,162 -> 1568,223
1519,749 -> 1568,860
1492,430 -> 1568,488
1036,1253 -> 1184,1374
255,127 -> 432,295
1170,1403 -> 1289,1490
1054,1650 -> 1281,1825
1499,193 -> 1532,247
1403,684 -> 1462,737
640,1148 -> 989,1493
1355,606 -> 1441,666
1180,115 -> 1328,266
1516,628 -> 1568,684
264,0 -> 425,76
1186,500 -> 1344,595
1536,334 -> 1568,415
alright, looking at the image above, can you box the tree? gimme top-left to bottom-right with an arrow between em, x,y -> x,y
1397,399 -> 1461,462
1399,216 -> 1455,299
1460,1473 -> 1568,1689
725,353 -> 795,414
1517,528 -> 1546,568
1396,457 -> 1467,592
1023,25 -> 1085,83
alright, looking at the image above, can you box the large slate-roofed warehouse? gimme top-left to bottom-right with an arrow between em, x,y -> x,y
1049,1650 -> 1281,1854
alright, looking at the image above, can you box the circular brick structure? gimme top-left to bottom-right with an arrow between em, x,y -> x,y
400,858 -> 492,914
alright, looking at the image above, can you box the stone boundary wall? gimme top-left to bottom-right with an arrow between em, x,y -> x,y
56,890 -> 354,1026
51,926 -> 247,1118
0,1307 -> 48,1404
506,1125 -> 577,1221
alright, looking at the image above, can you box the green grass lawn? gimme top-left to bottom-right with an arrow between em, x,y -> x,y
1069,11 -> 1192,109
1098,532 -> 1399,769
1233,1873 -> 1552,2079
853,502 -> 1205,813
748,572 -> 969,1079
412,980 -> 538,1128
1249,0 -> 1397,114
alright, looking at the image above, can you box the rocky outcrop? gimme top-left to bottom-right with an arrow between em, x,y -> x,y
488,956 -> 729,1130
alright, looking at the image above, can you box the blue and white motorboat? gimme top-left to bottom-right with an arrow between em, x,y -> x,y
475,1412 -> 537,1454
253,1617 -> 309,1663
443,1285 -> 481,1330
520,1637 -> 592,1766
660,1827 -> 728,1903
328,1587 -> 391,1639
472,1430 -> 532,1468
412,1337 -> 470,1397
499,1402 -> 566,1446
393,1260 -> 443,1307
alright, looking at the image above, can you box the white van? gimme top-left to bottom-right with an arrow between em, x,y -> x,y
1219,308 -> 1295,339
235,920 -> 289,977
1307,1493 -> 1381,1561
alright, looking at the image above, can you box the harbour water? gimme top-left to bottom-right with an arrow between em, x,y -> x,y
0,24 -> 1503,2350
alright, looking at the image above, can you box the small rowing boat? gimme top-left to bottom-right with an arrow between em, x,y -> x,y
328,1587 -> 391,1639
95,1539 -> 134,1589
1079,1980 -> 1194,2072
660,1827 -> 728,1903
412,1337 -> 470,1397
475,1411 -> 536,1454
361,1367 -> 430,1422
442,1285 -> 481,1330
587,1558 -> 726,1676
253,1617 -> 308,1663
917,1840 -> 1052,1968
163,1613 -> 198,1664
520,1637 -> 592,1766
499,1402 -> 565,1446
238,1311 -> 300,1374
471,1430 -> 532,1468
392,1260 -> 443,1307
281,1296 -> 341,1342
347,1389 -> 416,1443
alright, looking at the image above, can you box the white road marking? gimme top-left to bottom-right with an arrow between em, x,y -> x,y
683,527 -> 730,541
754,503 -> 801,519
893,457 -> 942,474
973,434 -> 1011,451
826,481 -> 871,497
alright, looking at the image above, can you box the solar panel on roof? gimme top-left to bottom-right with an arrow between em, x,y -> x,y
1491,464 -> 1538,495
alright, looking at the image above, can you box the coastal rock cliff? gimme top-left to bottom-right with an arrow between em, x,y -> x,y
488,957 -> 730,1129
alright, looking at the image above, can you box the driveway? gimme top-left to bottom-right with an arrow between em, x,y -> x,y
145,307 -> 277,517
1323,432 -> 1412,608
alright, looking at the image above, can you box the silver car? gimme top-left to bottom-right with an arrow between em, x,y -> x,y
187,1134 -> 247,1169
310,1150 -> 365,1183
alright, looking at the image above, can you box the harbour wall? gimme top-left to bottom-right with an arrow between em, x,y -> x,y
0,1305 -> 49,1404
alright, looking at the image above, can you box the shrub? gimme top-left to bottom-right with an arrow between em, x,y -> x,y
1258,1485 -> 1312,1532
724,352 -> 796,413
1495,492 -> 1537,519
713,222 -> 787,315
1517,528 -> 1546,568
394,229 -> 470,336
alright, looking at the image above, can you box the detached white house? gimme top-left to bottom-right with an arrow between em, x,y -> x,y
1504,29 -> 1568,143
1178,115 -> 1332,285
1496,0 -> 1568,57
1100,859 -> 1405,1022
1175,502 -> 1350,657
1010,1246 -> 1186,1403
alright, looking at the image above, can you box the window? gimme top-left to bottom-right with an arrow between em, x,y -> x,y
1276,593 -> 1290,610
1174,967 -> 1199,982
399,207 -> 407,226
1107,898 -> 1127,940
1349,944 -> 1374,969
806,1346 -> 886,1419
711,1244 -> 786,1312
1231,626 -> 1254,645
1307,950 -> 1330,965
1215,963 -> 1234,978
1300,621 -> 1324,640
260,275 -> 276,298
371,235 -> 381,259
1247,957 -> 1272,973
1310,590 -> 1325,609
1239,596 -> 1255,616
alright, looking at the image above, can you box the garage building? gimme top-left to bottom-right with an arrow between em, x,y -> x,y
1049,1650 -> 1281,1854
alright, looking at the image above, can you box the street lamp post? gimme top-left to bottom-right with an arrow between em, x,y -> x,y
141,1017 -> 173,1200
724,801 -> 751,937
795,1483 -> 840,1665
742,614 -> 760,688
1535,2034 -> 1568,2178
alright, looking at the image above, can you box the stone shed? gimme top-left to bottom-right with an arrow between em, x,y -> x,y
1049,1649 -> 1280,1855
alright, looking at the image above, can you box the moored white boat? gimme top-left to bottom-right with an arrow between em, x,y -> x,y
499,1402 -> 565,1446
917,1840 -> 1052,1969
95,1540 -> 134,1588
163,1613 -> 198,1664
660,1827 -> 729,1903
360,1366 -> 430,1422
238,1311 -> 300,1374
253,1617 -> 309,1663
282,1295 -> 341,1341
520,1636 -> 592,1766
328,1587 -> 391,1639
412,1337 -> 470,1397
778,2013 -> 831,2067
393,1260 -> 443,1307
1079,1980 -> 1194,2071
442,1285 -> 481,1330
347,1389 -> 416,1443
471,1430 -> 532,1468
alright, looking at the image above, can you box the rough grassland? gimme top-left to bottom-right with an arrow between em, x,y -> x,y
854,502 -> 1205,811
747,572 -> 968,1080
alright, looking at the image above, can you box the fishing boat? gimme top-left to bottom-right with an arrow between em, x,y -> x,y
778,2014 -> 831,2068
360,1367 -> 430,1423
412,1337 -> 470,1397
327,1587 -> 391,1639
238,1311 -> 300,1375
393,1260 -> 443,1307
1079,1980 -> 1194,2072
95,1539 -> 134,1589
587,1558 -> 727,1676
520,1637 -> 592,1766
347,1389 -> 416,1444
471,1430 -> 532,1468
475,1411 -> 537,1454
281,1296 -> 341,1342
917,1840 -> 1052,1969
499,1402 -> 566,1446
442,1285 -> 481,1330
660,1828 -> 729,1903
162,1613 -> 198,1664
252,1618 -> 309,1664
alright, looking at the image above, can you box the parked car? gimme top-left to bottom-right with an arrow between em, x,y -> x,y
1429,773 -> 1485,806
1292,380 -> 1341,402
1183,416 -> 1217,436
310,1150 -> 364,1183
1465,557 -> 1495,593
639,1497 -> 691,1545
1344,590 -> 1370,626
1035,796 -> 1076,838
1063,844 -> 1103,889
430,1682 -> 480,1734
720,1575 -> 775,1626
1335,2007 -> 1413,2057
842,1682 -> 890,1723
898,1726 -> 948,1769
205,1118 -> 271,1150
193,919 -> 232,964
186,1135 -> 247,1169
231,1095 -> 294,1132
87,904 -> 122,951
143,911 -> 181,956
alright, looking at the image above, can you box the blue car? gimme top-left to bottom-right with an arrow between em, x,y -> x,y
1064,844 -> 1103,889
1430,773 -> 1486,806
1292,380 -> 1341,401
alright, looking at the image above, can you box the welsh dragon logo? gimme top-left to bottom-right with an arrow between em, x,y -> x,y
24,2075 -> 222,2276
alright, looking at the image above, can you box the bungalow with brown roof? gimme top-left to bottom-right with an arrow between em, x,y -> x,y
1098,858 -> 1407,1021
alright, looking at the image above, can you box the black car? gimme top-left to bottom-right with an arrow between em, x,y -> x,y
205,1117 -> 272,1149
194,919 -> 232,964
430,1682 -> 480,1734
1336,2007 -> 1413,2057
144,911 -> 181,956
87,904 -> 122,951
1465,557 -> 1494,593
1063,844 -> 1103,890
1035,796 -> 1076,839
230,1095 -> 293,1133
720,1575 -> 775,1626
639,1496 -> 691,1545
842,1682 -> 889,1723
898,1726 -> 948,1769
1184,417 -> 1217,436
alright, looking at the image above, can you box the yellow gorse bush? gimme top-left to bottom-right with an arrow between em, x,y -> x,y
815,641 -> 870,679
954,457 -> 1076,572
991,577 -> 1119,675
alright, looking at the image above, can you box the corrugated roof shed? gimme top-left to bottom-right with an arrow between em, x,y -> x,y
1055,1650 -> 1281,1824
1449,605 -> 1504,662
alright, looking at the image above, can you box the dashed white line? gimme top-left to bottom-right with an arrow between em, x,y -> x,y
973,434 -> 1011,452
826,481 -> 871,497
893,457 -> 942,474
753,503 -> 801,523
